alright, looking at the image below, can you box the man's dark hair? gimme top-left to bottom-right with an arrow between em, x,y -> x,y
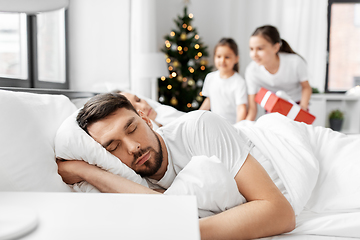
77,93 -> 138,133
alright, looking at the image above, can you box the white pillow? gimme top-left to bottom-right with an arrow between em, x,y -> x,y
54,110 -> 148,192
0,90 -> 76,192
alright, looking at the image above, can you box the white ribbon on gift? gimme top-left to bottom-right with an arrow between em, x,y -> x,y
259,90 -> 301,120
260,91 -> 272,108
286,104 -> 301,120
276,91 -> 301,120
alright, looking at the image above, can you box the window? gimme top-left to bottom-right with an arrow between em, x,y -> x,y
325,0 -> 360,92
0,9 -> 68,89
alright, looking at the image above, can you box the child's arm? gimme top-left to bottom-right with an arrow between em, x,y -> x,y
199,97 -> 211,111
245,94 -> 257,121
300,81 -> 312,111
236,103 -> 247,122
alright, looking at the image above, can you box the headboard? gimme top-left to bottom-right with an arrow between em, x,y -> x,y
0,87 -> 99,99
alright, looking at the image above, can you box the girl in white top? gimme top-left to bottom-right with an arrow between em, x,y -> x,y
245,25 -> 312,121
199,38 -> 248,124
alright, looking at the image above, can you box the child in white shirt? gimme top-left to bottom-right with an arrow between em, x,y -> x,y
199,38 -> 248,124
245,25 -> 312,121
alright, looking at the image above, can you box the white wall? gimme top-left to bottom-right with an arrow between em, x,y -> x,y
67,0 -> 327,93
155,0 -> 328,92
67,0 -> 130,92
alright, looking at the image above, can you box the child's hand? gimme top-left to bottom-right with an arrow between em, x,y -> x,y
299,103 -> 308,111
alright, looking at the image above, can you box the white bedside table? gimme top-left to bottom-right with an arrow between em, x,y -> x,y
0,192 -> 200,240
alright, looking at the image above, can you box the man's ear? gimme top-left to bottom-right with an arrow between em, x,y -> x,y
138,110 -> 153,129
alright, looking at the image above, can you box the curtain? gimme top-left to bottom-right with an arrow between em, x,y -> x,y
130,0 -> 158,98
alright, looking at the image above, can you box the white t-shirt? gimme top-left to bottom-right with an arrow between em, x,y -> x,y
144,96 -> 185,127
149,111 -> 289,209
154,104 -> 185,126
202,71 -> 248,124
245,53 -> 308,102
151,110 -> 253,189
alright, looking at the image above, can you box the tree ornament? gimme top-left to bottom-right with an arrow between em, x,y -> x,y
191,100 -> 199,109
196,79 -> 203,87
171,44 -> 177,51
170,97 -> 178,106
188,79 -> 195,86
159,95 -> 165,103
187,59 -> 195,67
173,61 -> 180,67
177,75 -> 183,82
196,95 -> 203,102
180,32 -> 187,41
200,59 -> 208,65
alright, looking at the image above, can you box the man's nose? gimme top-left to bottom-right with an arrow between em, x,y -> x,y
126,139 -> 140,155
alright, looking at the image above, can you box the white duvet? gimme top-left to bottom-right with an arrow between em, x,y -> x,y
55,112 -> 360,238
234,114 -> 360,238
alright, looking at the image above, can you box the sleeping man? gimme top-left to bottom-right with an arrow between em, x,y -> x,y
56,93 -> 360,240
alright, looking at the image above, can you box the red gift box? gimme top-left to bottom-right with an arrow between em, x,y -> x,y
255,87 -> 316,124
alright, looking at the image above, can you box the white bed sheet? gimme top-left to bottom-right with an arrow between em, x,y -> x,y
235,114 -> 360,239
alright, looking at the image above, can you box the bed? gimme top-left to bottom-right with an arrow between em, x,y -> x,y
0,87 -> 359,240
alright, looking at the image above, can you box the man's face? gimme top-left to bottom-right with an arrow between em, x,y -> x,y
87,108 -> 163,178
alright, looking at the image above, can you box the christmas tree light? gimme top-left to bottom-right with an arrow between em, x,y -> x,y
158,6 -> 212,112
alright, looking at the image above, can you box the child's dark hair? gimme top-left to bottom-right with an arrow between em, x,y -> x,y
252,25 -> 303,59
214,38 -> 239,72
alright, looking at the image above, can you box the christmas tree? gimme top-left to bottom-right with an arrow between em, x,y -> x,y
158,6 -> 212,112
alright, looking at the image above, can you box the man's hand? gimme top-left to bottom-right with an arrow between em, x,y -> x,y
56,158 -> 87,184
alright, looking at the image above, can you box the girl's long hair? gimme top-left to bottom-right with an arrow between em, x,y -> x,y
252,25 -> 304,60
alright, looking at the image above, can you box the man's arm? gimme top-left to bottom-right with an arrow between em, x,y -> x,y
199,154 -> 295,240
56,159 -> 159,194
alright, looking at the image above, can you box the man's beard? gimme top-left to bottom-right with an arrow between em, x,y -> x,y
133,131 -> 163,178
